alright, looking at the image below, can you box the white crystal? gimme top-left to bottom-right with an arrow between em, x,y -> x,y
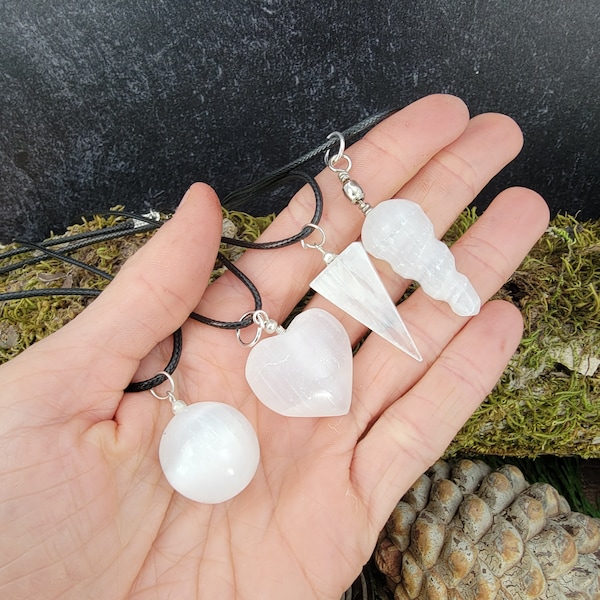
361,200 -> 481,317
159,402 -> 260,503
309,242 -> 422,361
245,308 -> 353,417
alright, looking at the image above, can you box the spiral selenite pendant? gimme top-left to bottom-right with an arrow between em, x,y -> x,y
361,200 -> 481,317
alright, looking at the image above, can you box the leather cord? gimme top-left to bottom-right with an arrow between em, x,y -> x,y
0,108 -> 398,391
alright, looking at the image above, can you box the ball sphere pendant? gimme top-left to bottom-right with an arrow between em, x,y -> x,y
159,402 -> 260,504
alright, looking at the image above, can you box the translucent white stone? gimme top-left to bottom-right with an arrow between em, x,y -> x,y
159,402 -> 260,504
361,200 -> 481,317
310,242 -> 422,361
245,308 -> 352,417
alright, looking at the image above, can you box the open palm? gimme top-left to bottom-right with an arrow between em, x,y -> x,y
0,95 -> 549,600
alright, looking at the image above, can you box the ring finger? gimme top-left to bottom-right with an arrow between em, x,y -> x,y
349,186 -> 549,432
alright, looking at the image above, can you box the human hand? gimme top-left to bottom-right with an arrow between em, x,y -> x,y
0,94 -> 549,599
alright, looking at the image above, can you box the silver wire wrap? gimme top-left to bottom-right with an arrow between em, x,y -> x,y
324,131 -> 373,215
150,371 -> 188,413
300,223 -> 337,265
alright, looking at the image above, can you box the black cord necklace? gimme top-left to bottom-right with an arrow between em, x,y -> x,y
0,108 -> 400,392
0,169 -> 323,392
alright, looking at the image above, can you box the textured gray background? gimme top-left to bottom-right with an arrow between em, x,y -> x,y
1,0 -> 599,242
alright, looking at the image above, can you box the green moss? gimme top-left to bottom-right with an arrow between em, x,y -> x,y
444,211 -> 600,458
2,205 -> 599,459
0,207 -> 274,363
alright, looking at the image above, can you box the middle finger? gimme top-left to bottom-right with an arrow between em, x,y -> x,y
306,110 -> 524,339
197,94 -> 471,326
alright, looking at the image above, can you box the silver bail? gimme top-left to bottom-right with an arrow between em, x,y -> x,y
325,132 -> 372,215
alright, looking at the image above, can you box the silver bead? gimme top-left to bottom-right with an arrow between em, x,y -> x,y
342,179 -> 365,204
264,318 -> 282,335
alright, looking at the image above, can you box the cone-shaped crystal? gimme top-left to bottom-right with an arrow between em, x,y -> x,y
309,242 -> 422,361
361,200 -> 481,317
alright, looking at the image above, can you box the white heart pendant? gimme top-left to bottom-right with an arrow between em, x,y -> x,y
245,308 -> 353,417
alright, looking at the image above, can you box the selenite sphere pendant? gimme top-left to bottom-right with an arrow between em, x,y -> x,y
159,402 -> 260,504
245,308 -> 353,417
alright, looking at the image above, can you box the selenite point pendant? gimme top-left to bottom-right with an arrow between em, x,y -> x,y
245,308 -> 353,417
159,402 -> 260,504
309,242 -> 422,361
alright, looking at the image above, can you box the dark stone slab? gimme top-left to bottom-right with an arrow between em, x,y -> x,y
1,1 -> 599,243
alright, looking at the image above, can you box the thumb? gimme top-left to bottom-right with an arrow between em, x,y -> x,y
61,182 -> 223,385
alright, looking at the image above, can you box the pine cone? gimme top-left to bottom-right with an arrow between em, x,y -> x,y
375,459 -> 600,599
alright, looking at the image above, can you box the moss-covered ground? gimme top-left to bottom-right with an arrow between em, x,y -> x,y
1,206 -> 599,460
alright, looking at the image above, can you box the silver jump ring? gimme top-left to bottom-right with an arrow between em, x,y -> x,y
236,311 -> 264,347
150,371 -> 176,400
300,223 -> 327,251
324,131 -> 346,167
